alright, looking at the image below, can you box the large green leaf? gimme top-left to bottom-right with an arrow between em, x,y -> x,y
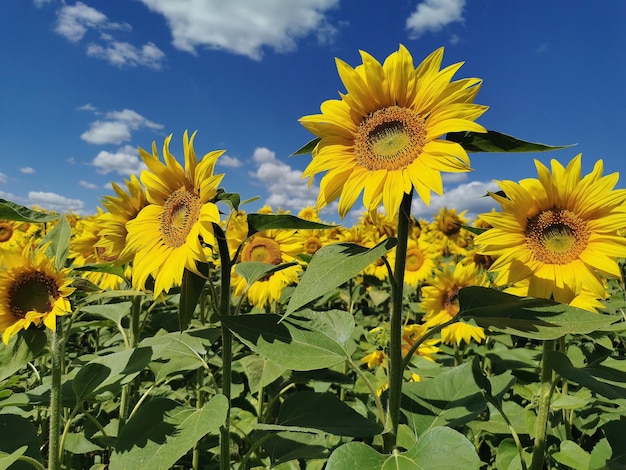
0,414 -> 43,469
246,213 -> 336,236
0,199 -> 59,222
240,354 -> 286,392
80,301 -> 132,325
546,351 -> 626,400
41,215 -> 72,270
73,363 -> 112,403
179,263 -> 208,331
447,130 -> 571,153
552,440 -> 591,470
458,286 -> 621,340
267,391 -> 382,437
0,329 -> 47,383
221,309 -> 355,371
325,427 -> 480,470
234,261 -> 298,285
109,395 -> 227,470
400,362 -> 486,435
285,239 -> 397,317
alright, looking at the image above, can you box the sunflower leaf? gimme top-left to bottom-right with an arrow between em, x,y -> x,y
0,198 -> 59,222
284,239 -> 397,318
447,130 -> 572,153
246,213 -> 337,236
179,263 -> 209,331
458,286 -> 621,340
291,137 -> 321,156
40,216 -> 72,271
234,261 -> 298,286
215,189 -> 241,212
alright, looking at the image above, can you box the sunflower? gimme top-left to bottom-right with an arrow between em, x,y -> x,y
125,131 -> 225,297
420,262 -> 489,346
300,45 -> 487,218
0,244 -> 74,344
231,228 -> 303,309
0,220 -> 31,257
99,174 -> 148,265
474,155 -> 626,305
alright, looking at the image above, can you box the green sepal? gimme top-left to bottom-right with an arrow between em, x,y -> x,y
291,137 -> 321,156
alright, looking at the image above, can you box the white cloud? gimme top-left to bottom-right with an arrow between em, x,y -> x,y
406,0 -> 465,38
248,147 -> 320,211
411,180 -> 499,221
79,180 -> 99,190
77,103 -> 98,112
54,2 -> 165,69
33,0 -> 51,8
20,167 -> 36,174
138,0 -> 339,60
218,155 -> 243,168
92,145 -> 147,176
81,109 -> 163,145
0,173 -> 8,184
86,40 -> 165,70
55,2 -> 127,43
27,191 -> 85,213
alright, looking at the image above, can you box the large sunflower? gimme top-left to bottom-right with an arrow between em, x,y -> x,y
300,45 -> 487,218
125,131 -> 225,297
0,244 -> 74,344
474,155 -> 626,305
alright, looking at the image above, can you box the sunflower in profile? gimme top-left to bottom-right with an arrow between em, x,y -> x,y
125,131 -> 225,297
300,45 -> 487,218
474,155 -> 626,305
0,244 -> 74,344
420,263 -> 490,346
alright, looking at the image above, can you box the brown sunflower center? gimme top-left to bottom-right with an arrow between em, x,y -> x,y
443,286 -> 461,317
406,248 -> 424,272
241,237 -> 283,265
354,106 -> 426,171
439,215 -> 460,236
0,222 -> 13,243
9,271 -> 59,318
525,209 -> 589,264
160,187 -> 202,248
304,236 -> 322,255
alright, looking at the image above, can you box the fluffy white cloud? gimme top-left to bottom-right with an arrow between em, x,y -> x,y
54,2 -> 165,69
92,145 -> 147,176
0,173 -> 8,184
406,0 -> 465,38
19,167 -> 36,174
86,41 -> 165,70
248,147 -> 320,211
27,191 -> 85,213
81,109 -> 163,145
411,180 -> 499,221
218,155 -> 243,168
138,0 -> 339,60
79,180 -> 99,190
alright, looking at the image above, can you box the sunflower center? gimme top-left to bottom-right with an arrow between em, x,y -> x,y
443,286 -> 460,317
0,223 -> 13,243
160,187 -> 202,248
9,271 -> 59,318
304,236 -> 322,255
440,216 -> 460,236
354,106 -> 426,171
525,209 -> 589,264
242,237 -> 282,265
406,248 -> 424,272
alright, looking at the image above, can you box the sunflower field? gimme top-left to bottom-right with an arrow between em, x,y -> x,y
2,46 -> 626,470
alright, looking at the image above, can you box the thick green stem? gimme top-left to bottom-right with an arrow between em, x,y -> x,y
384,192 -> 413,452
48,317 -> 64,470
530,339 -> 556,470
119,296 -> 142,433
214,224 -> 233,470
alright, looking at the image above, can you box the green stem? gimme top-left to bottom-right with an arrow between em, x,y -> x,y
530,339 -> 556,470
384,192 -> 412,452
118,296 -> 142,434
346,357 -> 386,425
214,223 -> 233,470
48,317 -> 64,470
192,368 -> 205,470
16,455 -> 46,470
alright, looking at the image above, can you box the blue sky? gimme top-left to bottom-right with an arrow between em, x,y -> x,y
1,0 -> 625,224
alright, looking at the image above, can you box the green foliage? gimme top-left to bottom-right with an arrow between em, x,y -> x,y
0,198 -> 59,222
447,130 -> 572,153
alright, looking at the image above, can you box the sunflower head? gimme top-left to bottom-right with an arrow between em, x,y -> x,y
300,45 -> 487,218
0,244 -> 74,344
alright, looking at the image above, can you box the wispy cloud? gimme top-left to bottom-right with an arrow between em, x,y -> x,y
137,0 -> 339,60
54,2 -> 165,69
79,180 -> 99,190
406,0 -> 465,38
411,180 -> 499,221
81,108 -> 163,145
91,145 -> 147,176
218,154 -> 244,168
0,173 -> 8,184
19,167 -> 36,174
